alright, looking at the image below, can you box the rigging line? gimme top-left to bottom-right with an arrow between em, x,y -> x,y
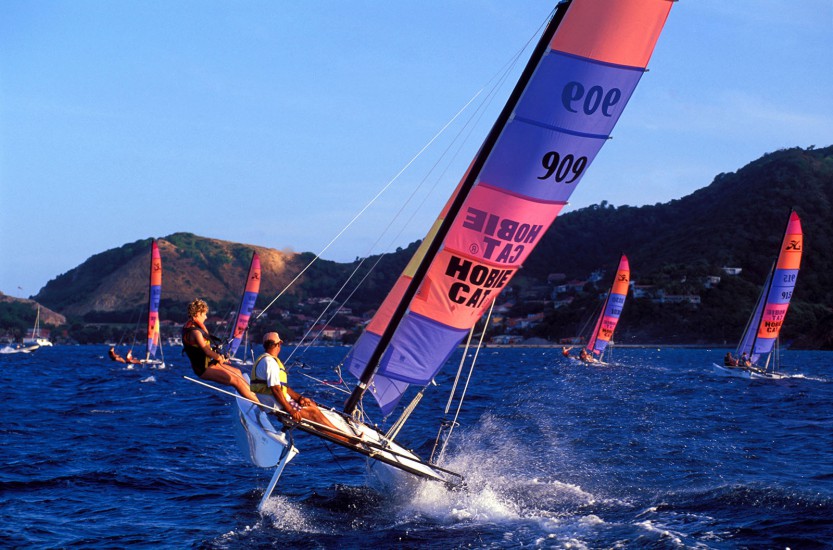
286,28 -> 534,363
121,305 -> 143,352
290,87 -> 502,361
293,55 -> 526,364
429,324 -> 476,462
255,90 -> 487,321
443,324 -> 477,415
260,30 -> 535,327
577,297 -> 603,346
296,371 -> 352,395
283,30 -> 539,379
438,300 -> 495,463
385,388 -> 424,442
285,257 -> 373,364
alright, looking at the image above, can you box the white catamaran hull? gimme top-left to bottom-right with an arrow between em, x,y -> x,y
711,363 -> 786,380
233,394 -> 451,483
221,375 -> 458,509
233,397 -> 298,468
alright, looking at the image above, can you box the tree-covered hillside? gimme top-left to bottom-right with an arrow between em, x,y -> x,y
18,145 -> 833,348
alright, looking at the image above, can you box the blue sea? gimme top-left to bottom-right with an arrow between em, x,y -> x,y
2,345 -> 832,549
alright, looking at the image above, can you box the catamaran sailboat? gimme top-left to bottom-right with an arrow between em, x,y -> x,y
190,0 -> 675,510
225,252 -> 261,367
713,211 -> 803,380
142,240 -> 165,366
574,254 -> 629,365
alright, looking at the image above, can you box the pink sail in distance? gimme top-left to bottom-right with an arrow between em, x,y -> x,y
344,0 -> 674,416
585,254 -> 629,358
737,211 -> 803,365
229,252 -> 262,358
146,240 -> 162,360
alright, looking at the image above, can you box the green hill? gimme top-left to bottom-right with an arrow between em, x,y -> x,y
523,145 -> 833,347
22,145 -> 833,348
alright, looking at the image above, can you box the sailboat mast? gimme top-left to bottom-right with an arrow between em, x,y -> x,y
32,305 -> 40,339
344,1 -> 573,415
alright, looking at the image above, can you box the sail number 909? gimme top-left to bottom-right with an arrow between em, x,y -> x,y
562,82 -> 622,116
538,151 -> 587,183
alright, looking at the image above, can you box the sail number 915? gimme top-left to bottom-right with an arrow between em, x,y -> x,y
538,151 -> 587,183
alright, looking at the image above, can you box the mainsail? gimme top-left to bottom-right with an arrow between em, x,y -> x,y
146,240 -> 162,361
736,211 -> 803,365
344,0 -> 673,415
228,252 -> 262,358
585,254 -> 630,359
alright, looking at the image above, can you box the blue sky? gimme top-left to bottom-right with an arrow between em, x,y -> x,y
2,1 -> 831,298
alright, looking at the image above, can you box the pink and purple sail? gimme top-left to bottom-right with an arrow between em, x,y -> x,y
146,240 -> 162,360
737,211 -> 803,364
585,254 -> 630,358
229,252 -> 261,358
346,0 -> 673,415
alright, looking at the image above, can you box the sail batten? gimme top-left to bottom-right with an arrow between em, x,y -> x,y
345,0 -> 673,416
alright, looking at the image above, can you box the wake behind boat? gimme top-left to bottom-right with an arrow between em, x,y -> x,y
0,343 -> 39,354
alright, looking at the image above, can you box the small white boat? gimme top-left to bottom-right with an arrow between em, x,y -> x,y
22,305 -> 52,347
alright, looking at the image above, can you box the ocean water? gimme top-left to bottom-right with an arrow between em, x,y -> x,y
2,345 -> 832,549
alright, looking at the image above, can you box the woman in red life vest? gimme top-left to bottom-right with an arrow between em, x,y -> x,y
182,299 -> 260,404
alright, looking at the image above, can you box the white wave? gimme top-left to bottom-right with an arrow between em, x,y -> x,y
634,519 -> 687,547
139,375 -> 156,383
379,412 -> 615,546
260,494 -> 328,534
787,373 -> 828,382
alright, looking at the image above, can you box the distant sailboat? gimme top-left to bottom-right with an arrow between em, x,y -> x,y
577,254 -> 629,365
143,240 -> 165,366
713,211 -> 803,379
22,305 -> 52,347
189,0 -> 674,510
226,252 -> 261,366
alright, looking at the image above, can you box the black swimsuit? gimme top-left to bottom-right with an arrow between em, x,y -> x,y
182,321 -> 214,376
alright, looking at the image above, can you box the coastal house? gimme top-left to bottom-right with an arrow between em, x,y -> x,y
490,334 -> 524,345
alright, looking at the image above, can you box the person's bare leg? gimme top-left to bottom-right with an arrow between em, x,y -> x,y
202,364 -> 261,403
300,404 -> 353,444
